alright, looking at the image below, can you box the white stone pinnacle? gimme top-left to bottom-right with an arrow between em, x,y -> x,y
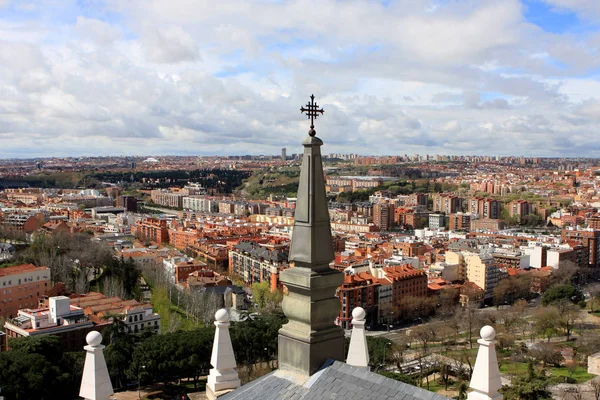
79,331 -> 114,400
468,326 -> 503,400
346,307 -> 370,368
207,309 -> 240,399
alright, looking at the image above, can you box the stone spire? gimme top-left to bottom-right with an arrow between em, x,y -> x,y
468,326 -> 503,400
278,95 -> 344,377
346,307 -> 370,368
79,331 -> 114,400
207,309 -> 240,400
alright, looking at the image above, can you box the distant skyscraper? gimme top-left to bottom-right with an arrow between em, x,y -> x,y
281,147 -> 286,161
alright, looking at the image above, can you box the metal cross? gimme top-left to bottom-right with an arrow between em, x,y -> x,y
300,94 -> 324,136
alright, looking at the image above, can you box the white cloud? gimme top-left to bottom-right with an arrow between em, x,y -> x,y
0,0 -> 600,157
141,25 -> 201,63
542,0 -> 600,20
75,17 -> 121,45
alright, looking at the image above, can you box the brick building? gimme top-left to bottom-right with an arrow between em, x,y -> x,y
468,197 -> 500,219
136,217 -> 169,244
228,242 -> 290,291
116,195 -> 138,212
0,264 -> 51,318
432,193 -> 462,214
163,257 -> 208,283
449,213 -> 471,231
396,241 -> 428,257
168,227 -> 201,251
408,193 -> 428,207
508,200 -> 530,222
336,272 -> 379,329
383,264 -> 428,319
373,202 -> 394,231
2,213 -> 40,234
471,219 -> 504,231
189,242 -> 230,271
562,228 -> 600,270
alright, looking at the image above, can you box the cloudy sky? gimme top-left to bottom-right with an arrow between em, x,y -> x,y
0,0 -> 599,158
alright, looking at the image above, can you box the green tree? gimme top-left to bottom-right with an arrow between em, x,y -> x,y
367,337 -> 393,370
129,327 -> 214,388
533,307 -> 560,342
541,284 -> 584,306
0,336 -> 84,399
103,317 -> 138,389
501,361 -> 553,400
252,281 -> 270,309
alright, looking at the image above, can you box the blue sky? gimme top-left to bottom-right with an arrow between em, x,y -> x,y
0,0 -> 600,157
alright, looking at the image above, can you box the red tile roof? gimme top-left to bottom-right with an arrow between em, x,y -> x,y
0,263 -> 48,277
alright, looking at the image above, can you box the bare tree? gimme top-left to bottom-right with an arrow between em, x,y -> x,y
73,266 -> 90,294
590,379 -> 600,400
556,300 -> 582,341
533,306 -> 560,342
589,284 -> 600,313
389,337 -> 409,372
461,305 -> 482,349
104,276 -> 126,299
460,348 -> 475,379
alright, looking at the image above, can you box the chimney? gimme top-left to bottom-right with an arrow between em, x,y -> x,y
346,307 -> 369,368
207,309 -> 240,399
278,98 -> 344,377
468,326 -> 503,400
79,331 -> 114,400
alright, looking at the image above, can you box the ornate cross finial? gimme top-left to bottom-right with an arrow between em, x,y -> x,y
300,94 -> 324,137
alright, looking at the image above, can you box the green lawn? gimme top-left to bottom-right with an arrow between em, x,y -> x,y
499,362 -> 529,375
500,362 -> 595,384
549,366 -> 595,384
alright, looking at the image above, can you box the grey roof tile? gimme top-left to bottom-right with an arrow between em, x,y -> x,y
220,361 -> 451,400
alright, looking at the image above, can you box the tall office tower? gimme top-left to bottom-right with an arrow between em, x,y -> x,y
281,147 -> 287,161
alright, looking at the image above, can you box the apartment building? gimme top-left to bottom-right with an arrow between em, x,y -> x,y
432,193 -> 462,214
0,264 -> 51,318
150,189 -> 185,208
69,292 -> 161,335
383,264 -> 428,319
408,193 -> 428,207
428,214 -> 446,229
228,241 -> 290,290
336,272 -> 379,329
449,212 -> 471,231
462,252 -> 502,300
168,227 -> 201,250
373,202 -> 394,231
162,256 -> 208,283
468,197 -> 500,219
4,296 -> 95,352
508,200 -> 530,222
135,217 -> 169,244
182,195 -> 217,213
562,228 -> 600,269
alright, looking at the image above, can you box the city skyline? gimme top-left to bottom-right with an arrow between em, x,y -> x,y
1,0 -> 600,158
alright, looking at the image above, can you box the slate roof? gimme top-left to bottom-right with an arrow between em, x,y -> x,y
234,241 -> 289,263
220,360 -> 450,400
